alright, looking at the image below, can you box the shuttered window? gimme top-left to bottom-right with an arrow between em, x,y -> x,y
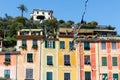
46,72 -> 52,80
60,41 -> 65,49
22,39 -> 26,46
102,73 -> 108,80
47,56 -> 53,65
113,73 -> 118,80
64,55 -> 70,66
27,53 -> 33,63
4,70 -> 10,78
112,57 -> 117,66
102,57 -> 107,66
45,41 -> 55,48
112,42 -> 116,49
101,42 -> 106,49
85,72 -> 91,80
33,39 -> 37,46
26,69 -> 33,79
84,42 -> 90,50
64,73 -> 70,80
69,41 -> 74,50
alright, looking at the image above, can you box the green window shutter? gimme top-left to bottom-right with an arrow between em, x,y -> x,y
69,41 -> 73,50
102,73 -> 107,80
102,57 -> 107,66
113,73 -> 118,80
112,57 -> 117,66
60,41 -> 65,49
84,42 -> 90,50
47,72 -> 52,80
85,72 -> 91,80
45,41 -> 48,48
27,54 -> 33,62
53,41 -> 55,48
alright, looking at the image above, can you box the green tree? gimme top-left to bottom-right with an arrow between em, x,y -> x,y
17,4 -> 28,17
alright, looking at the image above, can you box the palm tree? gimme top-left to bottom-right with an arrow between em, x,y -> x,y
17,4 -> 28,17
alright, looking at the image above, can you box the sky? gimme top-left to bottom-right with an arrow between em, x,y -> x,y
0,0 -> 120,34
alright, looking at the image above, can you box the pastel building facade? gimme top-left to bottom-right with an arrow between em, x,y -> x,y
16,29 -> 43,80
0,36 -> 20,80
76,27 -> 120,80
41,35 -> 58,80
0,51 -> 19,80
58,28 -> 78,80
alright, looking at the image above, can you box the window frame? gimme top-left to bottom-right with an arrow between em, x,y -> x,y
102,73 -> 108,80
64,55 -> 70,66
84,55 -> 90,65
27,53 -> 33,63
84,42 -> 90,50
101,42 -> 106,50
112,42 -> 116,49
33,39 -> 37,46
5,54 -> 10,62
22,39 -> 27,46
45,41 -> 55,48
112,57 -> 118,66
64,73 -> 70,80
47,56 -> 53,65
60,41 -> 65,49
102,57 -> 107,66
26,69 -> 33,79
113,73 -> 118,80
4,70 -> 10,79
46,72 -> 52,80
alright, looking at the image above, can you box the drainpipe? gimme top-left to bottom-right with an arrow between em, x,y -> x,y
98,42 -> 100,80
16,53 -> 18,80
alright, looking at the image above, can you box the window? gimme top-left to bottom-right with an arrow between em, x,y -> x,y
102,57 -> 107,66
64,73 -> 70,80
102,73 -> 108,80
5,54 -> 10,62
26,69 -> 33,79
113,73 -> 118,80
69,41 -> 74,50
33,39 -> 37,46
112,57 -> 117,66
4,70 -> 10,78
60,41 -> 65,49
22,39 -> 26,46
112,42 -> 116,49
84,42 -> 90,50
101,42 -> 106,49
27,54 -> 33,63
85,72 -> 91,80
45,41 -> 55,48
47,56 -> 53,65
84,55 -> 90,65
64,55 -> 70,66
46,72 -> 52,80
42,12 -> 44,14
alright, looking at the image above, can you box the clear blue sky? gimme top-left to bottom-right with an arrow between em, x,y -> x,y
0,0 -> 120,34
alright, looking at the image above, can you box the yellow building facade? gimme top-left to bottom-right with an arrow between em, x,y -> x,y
58,28 -> 78,80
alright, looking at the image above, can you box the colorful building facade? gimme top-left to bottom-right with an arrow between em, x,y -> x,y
16,29 -> 43,80
58,28 -> 78,80
41,35 -> 58,80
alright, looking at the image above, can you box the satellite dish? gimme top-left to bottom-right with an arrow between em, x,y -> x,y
37,15 -> 45,20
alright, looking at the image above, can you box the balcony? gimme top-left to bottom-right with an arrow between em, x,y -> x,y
2,47 -> 16,52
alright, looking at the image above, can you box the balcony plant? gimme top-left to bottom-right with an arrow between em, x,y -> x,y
32,45 -> 38,49
19,44 -> 27,50
4,61 -> 10,65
